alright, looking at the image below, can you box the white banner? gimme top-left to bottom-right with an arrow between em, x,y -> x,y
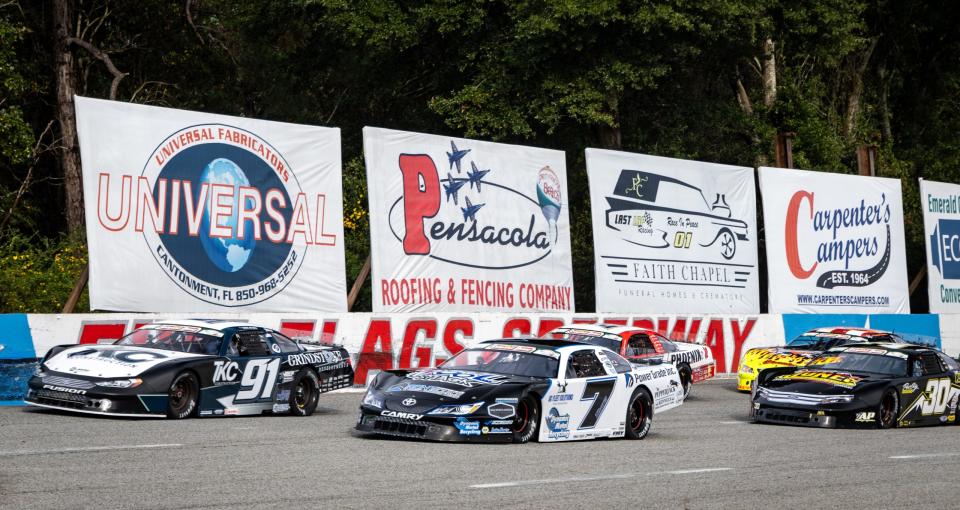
920,179 -> 960,312
363,127 -> 574,312
76,96 -> 346,312
586,149 -> 759,313
758,166 -> 909,313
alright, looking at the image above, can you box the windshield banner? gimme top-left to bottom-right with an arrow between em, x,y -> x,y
363,127 -> 574,312
759,167 -> 909,313
920,179 -> 960,312
585,149 -> 759,313
76,97 -> 347,312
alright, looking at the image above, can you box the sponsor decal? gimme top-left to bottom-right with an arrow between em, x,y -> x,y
487,402 -> 516,419
548,393 -> 574,402
213,360 -> 240,384
67,348 -> 169,366
844,347 -> 887,355
42,385 -> 87,394
855,411 -> 875,422
487,427 -> 512,434
455,417 -> 481,436
546,407 -> 570,439
224,408 -> 239,415
406,370 -> 508,388
386,383 -> 464,399
774,370 -> 862,388
271,343 -> 281,353
485,343 -> 536,353
276,389 -> 290,402
287,350 -> 344,366
930,218 -> 960,280
381,410 -> 423,420
402,398 -> 417,407
272,403 -> 290,413
902,382 -> 919,394
743,348 -> 814,368
485,420 -> 514,426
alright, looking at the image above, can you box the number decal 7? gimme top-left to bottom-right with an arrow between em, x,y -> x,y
578,378 -> 617,429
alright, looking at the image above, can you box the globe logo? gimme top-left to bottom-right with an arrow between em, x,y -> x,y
198,158 -> 255,272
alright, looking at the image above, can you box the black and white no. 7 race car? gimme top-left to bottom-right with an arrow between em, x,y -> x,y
25,320 -> 353,418
356,338 -> 684,443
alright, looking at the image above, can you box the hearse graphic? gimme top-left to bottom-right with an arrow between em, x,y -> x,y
605,170 -> 749,259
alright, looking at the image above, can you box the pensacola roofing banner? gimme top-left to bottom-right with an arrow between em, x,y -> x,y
586,150 -> 759,314
363,127 -> 574,312
920,179 -> 960,312
75,96 -> 347,312
758,166 -> 910,313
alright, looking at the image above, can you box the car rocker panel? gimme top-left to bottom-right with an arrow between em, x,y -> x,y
751,344 -> 960,429
25,321 -> 353,418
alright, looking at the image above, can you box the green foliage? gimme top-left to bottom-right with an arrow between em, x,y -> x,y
0,234 -> 89,313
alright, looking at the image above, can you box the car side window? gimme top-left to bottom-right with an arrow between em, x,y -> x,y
270,331 -> 301,354
568,350 -> 607,378
937,352 -> 960,372
604,351 -> 633,374
919,352 -> 945,375
626,334 -> 655,357
657,335 -> 679,352
233,331 -> 271,357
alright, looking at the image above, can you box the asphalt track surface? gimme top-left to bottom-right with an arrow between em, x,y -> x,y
2,379 -> 960,509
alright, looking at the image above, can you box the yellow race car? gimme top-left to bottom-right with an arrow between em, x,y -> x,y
736,327 -> 908,391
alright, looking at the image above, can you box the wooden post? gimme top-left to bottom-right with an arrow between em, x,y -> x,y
62,265 -> 88,313
908,267 -> 926,296
856,144 -> 878,176
774,132 -> 795,168
347,255 -> 371,311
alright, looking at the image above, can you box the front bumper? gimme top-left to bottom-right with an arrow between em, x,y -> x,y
24,374 -> 165,418
737,371 -> 755,392
752,405 -> 838,428
355,407 -> 515,443
692,361 -> 716,383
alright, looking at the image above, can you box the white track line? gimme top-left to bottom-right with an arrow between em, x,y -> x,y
0,443 -> 183,457
470,467 -> 731,489
890,452 -> 960,460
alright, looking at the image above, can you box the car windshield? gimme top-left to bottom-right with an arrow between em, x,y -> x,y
549,330 -> 621,352
787,333 -> 857,350
441,348 -> 559,378
811,352 -> 907,377
115,325 -> 223,355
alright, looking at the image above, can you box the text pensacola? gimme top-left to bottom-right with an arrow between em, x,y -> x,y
380,277 -> 573,311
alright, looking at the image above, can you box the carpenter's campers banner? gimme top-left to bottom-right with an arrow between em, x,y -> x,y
586,150 -> 759,313
758,167 -> 909,313
75,96 -> 346,312
920,179 -> 960,312
363,127 -> 574,312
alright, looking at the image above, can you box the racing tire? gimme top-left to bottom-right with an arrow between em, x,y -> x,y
289,369 -> 320,417
625,389 -> 653,439
678,364 -> 693,399
877,390 -> 899,429
512,396 -> 540,444
167,372 -> 199,419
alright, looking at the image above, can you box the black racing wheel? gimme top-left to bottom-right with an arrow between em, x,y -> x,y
289,369 -> 320,417
877,389 -> 899,429
167,372 -> 199,419
625,389 -> 652,439
512,396 -> 540,443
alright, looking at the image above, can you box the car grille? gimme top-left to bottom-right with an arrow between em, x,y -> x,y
761,409 -> 811,424
42,376 -> 96,390
34,389 -> 89,409
759,388 -> 842,406
371,417 -> 428,438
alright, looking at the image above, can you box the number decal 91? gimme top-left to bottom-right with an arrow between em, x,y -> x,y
235,358 -> 280,402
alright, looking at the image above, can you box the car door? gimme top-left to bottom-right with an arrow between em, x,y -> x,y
903,352 -> 954,425
223,329 -> 282,409
558,348 -> 626,439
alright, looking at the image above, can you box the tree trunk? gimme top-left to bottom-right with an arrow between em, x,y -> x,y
843,37 -> 878,139
54,0 -> 85,235
878,63 -> 893,143
762,38 -> 776,108
596,123 -> 622,150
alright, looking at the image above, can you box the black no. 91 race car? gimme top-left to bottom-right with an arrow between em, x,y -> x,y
751,343 -> 960,428
25,320 -> 353,418
356,338 -> 684,443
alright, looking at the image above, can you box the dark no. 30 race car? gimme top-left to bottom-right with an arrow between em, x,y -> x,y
751,343 -> 960,428
356,338 -> 684,443
25,320 -> 353,418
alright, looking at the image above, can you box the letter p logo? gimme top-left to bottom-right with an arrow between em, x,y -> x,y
399,154 -> 440,254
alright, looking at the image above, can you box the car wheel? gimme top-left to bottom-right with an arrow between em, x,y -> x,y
512,396 -> 540,444
719,229 -> 736,259
625,389 -> 652,439
877,389 -> 899,429
167,372 -> 199,419
678,364 -> 692,399
289,369 -> 320,417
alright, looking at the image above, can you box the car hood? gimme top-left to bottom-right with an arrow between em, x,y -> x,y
43,344 -> 209,378
372,368 -> 537,414
761,369 -> 881,394
742,347 -> 819,369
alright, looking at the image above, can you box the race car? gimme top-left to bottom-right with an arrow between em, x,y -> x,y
750,343 -> 960,428
356,338 -> 683,443
25,320 -> 353,418
546,324 -> 715,397
736,327 -> 908,391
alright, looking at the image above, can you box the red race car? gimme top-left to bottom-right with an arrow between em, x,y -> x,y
546,324 -> 716,397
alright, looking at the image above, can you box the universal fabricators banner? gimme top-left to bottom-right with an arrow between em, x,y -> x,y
758,166 -> 910,313
363,127 -> 574,312
920,179 -> 960,312
75,96 -> 347,312
586,149 -> 759,313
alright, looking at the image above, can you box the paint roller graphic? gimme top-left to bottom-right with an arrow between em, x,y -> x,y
536,166 -> 562,245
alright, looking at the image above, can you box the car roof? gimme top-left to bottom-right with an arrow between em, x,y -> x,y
550,324 -> 647,336
808,327 -> 896,338
826,342 -> 933,355
479,338 -> 590,349
138,319 -> 255,332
